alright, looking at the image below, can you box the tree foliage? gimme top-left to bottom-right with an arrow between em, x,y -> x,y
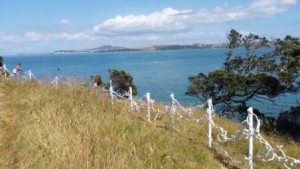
0,55 -> 3,67
90,75 -> 104,87
186,29 -> 300,113
0,55 -> 10,77
108,69 -> 137,96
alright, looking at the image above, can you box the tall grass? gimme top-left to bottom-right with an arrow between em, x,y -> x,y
0,79 -> 299,169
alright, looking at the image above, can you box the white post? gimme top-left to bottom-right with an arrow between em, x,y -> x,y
207,99 -> 213,148
3,64 -> 8,78
109,80 -> 113,102
146,92 -> 151,122
29,70 -> 32,80
247,107 -> 254,169
170,93 -> 176,130
55,76 -> 59,85
129,87 -> 133,111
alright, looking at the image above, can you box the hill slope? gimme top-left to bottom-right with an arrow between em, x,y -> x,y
0,79 -> 299,169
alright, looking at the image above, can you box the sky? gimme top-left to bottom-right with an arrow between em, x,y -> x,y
0,0 -> 299,55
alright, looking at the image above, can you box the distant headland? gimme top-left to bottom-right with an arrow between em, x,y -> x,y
54,43 -> 227,54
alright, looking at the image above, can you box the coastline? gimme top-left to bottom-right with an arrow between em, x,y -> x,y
54,43 -> 227,54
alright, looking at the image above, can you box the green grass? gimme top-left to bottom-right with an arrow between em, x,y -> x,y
0,79 -> 299,169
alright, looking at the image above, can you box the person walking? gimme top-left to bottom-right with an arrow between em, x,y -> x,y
13,63 -> 23,80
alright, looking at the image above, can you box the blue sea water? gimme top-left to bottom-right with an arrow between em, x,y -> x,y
4,48 -> 299,117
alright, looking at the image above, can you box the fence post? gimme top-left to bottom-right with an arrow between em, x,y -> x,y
54,76 -> 59,86
109,80 -> 113,103
129,87 -> 133,111
170,93 -> 176,130
146,92 -> 151,122
29,70 -> 32,80
3,64 -> 8,78
247,107 -> 254,169
3,64 -> 12,78
207,99 -> 213,148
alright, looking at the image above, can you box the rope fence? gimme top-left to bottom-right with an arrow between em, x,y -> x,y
100,78 -> 300,169
94,80 -> 300,169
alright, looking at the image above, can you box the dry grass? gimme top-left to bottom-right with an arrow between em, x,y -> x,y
0,79 -> 299,169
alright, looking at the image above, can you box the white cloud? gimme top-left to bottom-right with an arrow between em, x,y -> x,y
25,32 -> 47,41
93,0 -> 297,36
93,7 -> 192,36
192,5 -> 248,24
59,32 -> 96,41
24,32 -> 95,41
0,32 -> 22,42
249,0 -> 297,15
146,35 -> 161,40
60,18 -> 71,26
0,31 -> 99,54
1,31 -> 96,43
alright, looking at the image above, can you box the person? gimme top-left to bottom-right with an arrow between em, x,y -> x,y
13,63 -> 23,80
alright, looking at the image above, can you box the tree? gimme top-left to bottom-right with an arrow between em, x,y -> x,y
0,55 -> 10,77
90,75 -> 104,87
0,55 -> 3,67
108,69 -> 137,96
186,29 -> 300,114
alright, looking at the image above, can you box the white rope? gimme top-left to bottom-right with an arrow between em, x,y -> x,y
207,100 -> 248,143
22,70 -> 40,82
170,93 -> 204,123
50,76 -> 71,85
207,100 -> 300,169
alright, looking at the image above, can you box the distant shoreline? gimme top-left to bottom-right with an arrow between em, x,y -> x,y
54,43 -> 227,54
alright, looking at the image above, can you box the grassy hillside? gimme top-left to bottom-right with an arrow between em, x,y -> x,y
0,79 -> 299,169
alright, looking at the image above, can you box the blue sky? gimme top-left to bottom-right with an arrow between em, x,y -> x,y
0,0 -> 299,54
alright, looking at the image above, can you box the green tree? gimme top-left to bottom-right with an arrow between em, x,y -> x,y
186,29 -> 300,114
108,69 -> 137,96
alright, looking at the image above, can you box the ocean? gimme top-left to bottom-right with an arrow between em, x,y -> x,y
4,48 -> 299,117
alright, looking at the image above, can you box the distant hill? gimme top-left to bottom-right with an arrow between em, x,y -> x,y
54,43 -> 227,54
54,45 -> 136,54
